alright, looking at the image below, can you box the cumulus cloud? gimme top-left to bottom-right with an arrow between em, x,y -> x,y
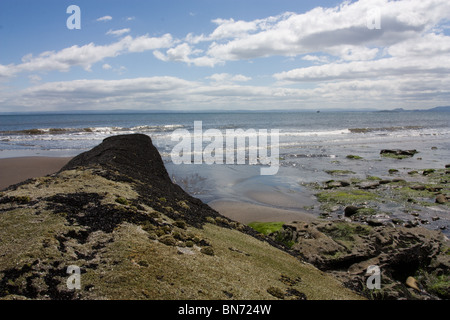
0,34 -> 174,77
207,73 -> 252,84
274,33 -> 450,82
106,28 -> 131,36
2,0 -> 450,111
96,16 -> 112,22
154,43 -> 221,67
176,0 -> 450,66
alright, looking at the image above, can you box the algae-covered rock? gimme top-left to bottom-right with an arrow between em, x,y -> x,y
268,220 -> 449,300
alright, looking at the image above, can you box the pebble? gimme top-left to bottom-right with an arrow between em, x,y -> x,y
406,276 -> 420,291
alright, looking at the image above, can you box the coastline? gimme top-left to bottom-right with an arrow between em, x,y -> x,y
0,136 -> 448,300
0,156 -> 317,224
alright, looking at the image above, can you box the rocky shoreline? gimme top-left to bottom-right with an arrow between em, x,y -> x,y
0,137 -> 448,300
263,149 -> 450,299
270,220 -> 449,299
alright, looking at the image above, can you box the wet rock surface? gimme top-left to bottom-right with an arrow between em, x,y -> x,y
270,220 -> 449,300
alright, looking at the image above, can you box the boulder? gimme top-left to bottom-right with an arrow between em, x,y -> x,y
380,149 -> 418,157
344,205 -> 360,217
436,194 -> 447,204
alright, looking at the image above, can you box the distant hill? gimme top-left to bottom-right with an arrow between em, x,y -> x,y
427,106 -> 450,112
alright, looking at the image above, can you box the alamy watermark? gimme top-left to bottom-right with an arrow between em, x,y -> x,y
366,265 -> 381,290
66,5 -> 81,30
66,265 -> 81,290
170,121 -> 279,175
367,7 -> 381,30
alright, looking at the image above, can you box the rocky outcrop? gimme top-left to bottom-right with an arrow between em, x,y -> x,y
0,134 -> 362,300
380,149 -> 418,157
270,220 -> 449,300
60,134 -> 222,228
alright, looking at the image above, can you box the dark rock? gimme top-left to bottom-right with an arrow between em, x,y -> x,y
339,181 -> 351,187
380,149 -> 418,156
422,169 -> 435,176
344,206 -> 360,217
324,181 -> 343,189
61,134 -> 170,185
367,219 -> 383,227
59,134 -> 222,228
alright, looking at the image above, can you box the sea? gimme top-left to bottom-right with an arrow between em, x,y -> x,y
1,111 -> 449,232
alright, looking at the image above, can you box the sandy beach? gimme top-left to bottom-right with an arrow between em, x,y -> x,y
0,156 -> 317,224
208,199 -> 316,224
0,157 -> 72,190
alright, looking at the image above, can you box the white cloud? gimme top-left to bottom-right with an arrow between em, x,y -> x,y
0,34 -> 174,77
302,55 -> 330,64
96,16 -> 112,22
154,43 -> 221,67
28,74 -> 42,84
106,28 -> 131,36
274,33 -> 450,82
207,73 -> 252,84
177,0 -> 450,66
127,33 -> 174,52
3,71 -> 448,112
102,63 -> 112,70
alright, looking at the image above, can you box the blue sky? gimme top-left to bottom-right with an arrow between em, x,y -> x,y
1,0 -> 450,112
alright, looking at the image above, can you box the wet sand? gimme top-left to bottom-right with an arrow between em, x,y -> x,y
0,157 -> 72,190
208,199 -> 316,224
0,156 -> 317,224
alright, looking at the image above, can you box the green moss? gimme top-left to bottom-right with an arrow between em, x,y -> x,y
115,197 -> 129,205
319,222 -> 372,250
416,269 -> 450,299
248,222 -> 284,235
267,286 -> 285,299
325,170 -> 356,176
1,195 -> 32,204
367,176 -> 382,181
428,275 -> 450,298
206,216 -> 217,224
177,200 -> 190,210
346,155 -> 363,160
173,219 -> 187,229
316,190 -> 377,205
388,169 -> 399,174
200,247 -> 215,256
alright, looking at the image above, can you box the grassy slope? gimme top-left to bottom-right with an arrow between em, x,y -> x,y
0,169 -> 362,300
